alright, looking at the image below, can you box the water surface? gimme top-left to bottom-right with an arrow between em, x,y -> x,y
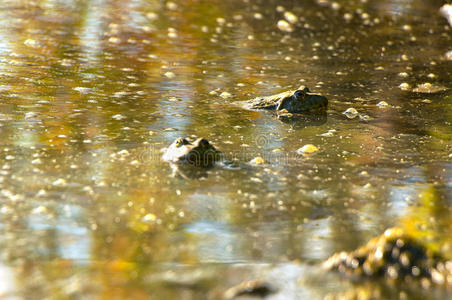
0,0 -> 451,299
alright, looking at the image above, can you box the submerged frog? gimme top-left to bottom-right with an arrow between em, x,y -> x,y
245,86 -> 328,114
162,137 -> 222,168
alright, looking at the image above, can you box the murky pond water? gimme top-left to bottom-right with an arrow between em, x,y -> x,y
0,0 -> 451,299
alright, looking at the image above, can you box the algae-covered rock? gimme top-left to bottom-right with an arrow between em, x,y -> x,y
323,227 -> 452,285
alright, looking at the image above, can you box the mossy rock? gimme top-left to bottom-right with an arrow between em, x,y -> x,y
323,227 -> 452,285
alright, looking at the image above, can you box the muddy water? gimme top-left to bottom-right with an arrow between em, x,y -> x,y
0,0 -> 450,299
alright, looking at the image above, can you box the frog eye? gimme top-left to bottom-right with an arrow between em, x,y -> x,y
294,90 -> 306,100
175,138 -> 188,147
198,138 -> 210,148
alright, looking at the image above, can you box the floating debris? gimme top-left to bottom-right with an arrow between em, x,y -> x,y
24,39 -> 40,48
31,158 -> 42,165
117,149 -> 130,157
142,213 -> 157,223
164,72 -> 176,79
52,178 -> 67,187
108,37 -> 120,44
359,114 -> 371,121
249,156 -> 266,165
445,51 -> 452,61
318,129 -> 336,137
32,206 -> 48,214
297,144 -> 319,155
277,20 -> 293,32
166,1 -> 178,10
284,11 -> 298,24
398,82 -> 411,91
343,107 -> 359,119
254,13 -> 263,20
167,28 -> 178,39
60,59 -> 75,67
276,6 -> 285,13
219,92 -> 232,99
376,101 -> 389,108
440,4 -> 452,28
24,112 -> 38,119
146,12 -> 158,21
224,280 -> 275,299
73,87 -> 92,94
412,83 -> 447,94
112,114 -> 126,120
344,13 -> 353,22
331,2 -> 341,10
216,17 -> 226,25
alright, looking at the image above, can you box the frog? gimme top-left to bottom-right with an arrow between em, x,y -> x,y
244,86 -> 328,114
162,137 -> 222,168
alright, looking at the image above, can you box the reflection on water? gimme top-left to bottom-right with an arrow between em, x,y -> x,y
0,0 -> 450,298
